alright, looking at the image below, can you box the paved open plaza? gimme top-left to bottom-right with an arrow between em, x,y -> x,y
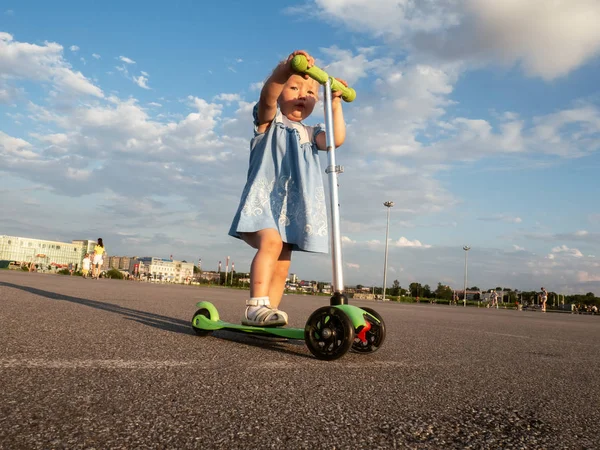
1,270 -> 599,449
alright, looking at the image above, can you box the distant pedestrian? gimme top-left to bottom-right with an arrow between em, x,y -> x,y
92,238 -> 106,279
490,291 -> 499,309
540,287 -> 548,312
82,254 -> 91,279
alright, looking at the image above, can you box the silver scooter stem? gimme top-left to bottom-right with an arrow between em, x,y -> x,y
323,79 -> 344,294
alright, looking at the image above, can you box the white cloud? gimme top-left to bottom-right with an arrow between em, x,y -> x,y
319,46 -> 394,85
478,214 -> 522,224
578,271 -> 600,282
133,74 -> 150,89
0,131 -> 37,159
69,45 -> 79,52
249,82 -> 263,92
0,82 -> 24,103
214,93 -> 241,103
92,53 -> 101,59
392,237 -> 432,248
513,245 -> 525,251
30,132 -> 69,146
551,245 -> 584,258
148,102 -> 162,107
341,236 -> 356,244
0,33 -> 103,98
456,0 -> 600,80
119,56 -> 136,64
311,0 -> 600,80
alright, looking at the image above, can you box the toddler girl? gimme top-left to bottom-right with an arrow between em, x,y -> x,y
229,50 -> 347,326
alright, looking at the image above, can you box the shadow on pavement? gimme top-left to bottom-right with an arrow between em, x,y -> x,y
210,330 -> 311,359
1,281 -> 313,358
0,281 -> 193,336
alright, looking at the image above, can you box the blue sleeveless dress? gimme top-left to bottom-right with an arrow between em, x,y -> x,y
228,104 -> 328,253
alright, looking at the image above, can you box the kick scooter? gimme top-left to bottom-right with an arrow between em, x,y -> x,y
191,55 -> 386,360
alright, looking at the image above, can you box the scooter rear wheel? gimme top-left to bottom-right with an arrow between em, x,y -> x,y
352,307 -> 386,353
304,307 -> 354,361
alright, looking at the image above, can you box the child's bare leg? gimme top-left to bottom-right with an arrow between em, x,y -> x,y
268,244 -> 293,309
242,229 -> 284,297
239,229 -> 288,326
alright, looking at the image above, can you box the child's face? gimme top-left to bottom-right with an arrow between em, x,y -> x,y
278,74 -> 319,122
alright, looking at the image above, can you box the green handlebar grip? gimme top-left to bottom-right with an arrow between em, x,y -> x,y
291,55 -> 356,103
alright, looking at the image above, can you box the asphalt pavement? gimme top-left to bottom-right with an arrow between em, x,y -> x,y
1,270 -> 599,449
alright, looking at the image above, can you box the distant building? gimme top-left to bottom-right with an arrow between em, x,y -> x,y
72,239 -> 97,255
456,289 -> 482,300
119,256 -> 131,270
132,257 -> 194,283
0,235 -> 96,270
109,256 -> 121,269
198,271 -> 221,282
352,293 -> 375,300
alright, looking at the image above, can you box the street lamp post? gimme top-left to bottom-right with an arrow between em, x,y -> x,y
382,201 -> 394,301
463,245 -> 471,307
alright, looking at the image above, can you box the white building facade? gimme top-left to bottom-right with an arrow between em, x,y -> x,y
0,235 -> 95,270
133,257 -> 194,283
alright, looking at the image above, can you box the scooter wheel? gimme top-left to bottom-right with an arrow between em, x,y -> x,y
304,307 -> 355,361
352,307 -> 386,354
192,308 -> 213,336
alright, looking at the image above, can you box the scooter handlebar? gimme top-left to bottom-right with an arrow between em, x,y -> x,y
291,55 -> 356,103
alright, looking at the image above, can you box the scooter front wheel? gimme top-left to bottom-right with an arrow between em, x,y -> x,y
191,308 -> 214,336
304,307 -> 355,361
352,307 -> 386,353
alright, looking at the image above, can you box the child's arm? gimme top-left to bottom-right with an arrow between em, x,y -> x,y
316,78 -> 347,150
256,50 -> 315,134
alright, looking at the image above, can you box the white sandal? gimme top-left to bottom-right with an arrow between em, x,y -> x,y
242,298 -> 288,327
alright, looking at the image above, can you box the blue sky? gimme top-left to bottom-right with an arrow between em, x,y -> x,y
1,0 -> 600,295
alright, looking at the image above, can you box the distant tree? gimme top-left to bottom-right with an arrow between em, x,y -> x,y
409,282 -> 422,298
106,268 -> 124,279
435,282 -> 453,300
356,284 -> 363,290
422,284 -> 432,298
468,286 -> 480,291
391,280 -> 401,296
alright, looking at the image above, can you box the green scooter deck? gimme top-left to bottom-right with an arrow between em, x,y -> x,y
192,315 -> 305,339
191,301 -> 371,340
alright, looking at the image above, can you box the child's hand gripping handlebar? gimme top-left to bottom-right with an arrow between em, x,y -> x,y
291,55 -> 356,103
